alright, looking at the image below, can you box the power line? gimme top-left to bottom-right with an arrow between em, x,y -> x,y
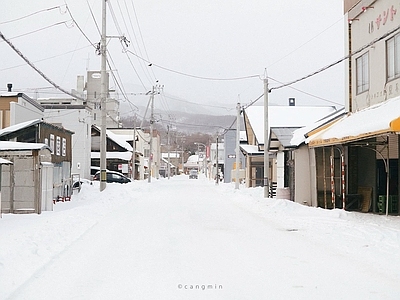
127,0 -> 158,81
267,16 -> 345,69
107,1 -> 148,90
162,93 -> 235,112
0,45 -> 92,72
126,49 -> 261,81
271,24 -> 400,91
0,31 -> 84,101
1,21 -> 73,41
243,24 -> 400,109
65,4 -> 97,49
268,76 -> 343,106
0,5 -> 64,25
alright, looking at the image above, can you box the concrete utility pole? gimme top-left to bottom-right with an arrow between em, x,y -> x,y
132,113 -> 136,180
263,75 -> 269,198
100,0 -> 107,192
235,102 -> 241,190
167,125 -> 170,180
148,86 -> 155,183
215,136 -> 219,185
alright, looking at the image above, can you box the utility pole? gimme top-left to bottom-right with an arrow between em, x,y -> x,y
235,102 -> 241,190
132,113 -> 136,180
148,86 -> 155,183
263,74 -> 269,198
100,0 -> 107,192
167,124 -> 170,180
215,136 -> 219,185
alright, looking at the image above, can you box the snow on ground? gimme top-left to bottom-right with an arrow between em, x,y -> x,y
1,175 -> 400,299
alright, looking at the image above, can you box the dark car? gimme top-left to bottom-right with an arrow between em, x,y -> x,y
189,169 -> 198,179
93,171 -> 131,184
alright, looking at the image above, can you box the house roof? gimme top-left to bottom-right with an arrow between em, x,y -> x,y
91,151 -> 132,161
92,126 -> 133,152
0,158 -> 13,164
106,129 -> 133,152
291,108 -> 346,147
0,141 -> 50,151
0,119 -> 74,138
162,152 -> 180,159
0,92 -> 45,112
244,105 -> 337,145
270,127 -> 300,150
240,144 -> 263,155
307,96 -> 400,147
161,157 -> 176,168
0,119 -> 41,137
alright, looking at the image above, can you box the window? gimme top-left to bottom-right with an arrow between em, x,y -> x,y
56,136 -> 61,156
50,134 -> 55,154
356,52 -> 369,94
62,138 -> 66,156
387,33 -> 400,81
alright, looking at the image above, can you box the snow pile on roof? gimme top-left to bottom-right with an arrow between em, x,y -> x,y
106,129 -> 133,152
0,119 -> 41,138
0,141 -> 50,151
307,96 -> 400,144
291,108 -> 346,147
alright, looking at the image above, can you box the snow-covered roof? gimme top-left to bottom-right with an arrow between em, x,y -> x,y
162,152 -> 180,159
0,141 -> 50,151
161,157 -> 176,167
270,127 -> 300,149
91,151 -> 132,161
106,129 -> 133,152
245,105 -> 337,145
0,158 -> 13,164
240,131 -> 247,142
307,96 -> 400,147
92,126 -> 133,152
240,145 -> 262,155
0,119 -> 41,137
291,108 -> 346,147
186,154 -> 204,162
0,92 -> 20,97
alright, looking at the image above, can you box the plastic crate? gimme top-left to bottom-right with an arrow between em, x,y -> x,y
377,195 -> 399,214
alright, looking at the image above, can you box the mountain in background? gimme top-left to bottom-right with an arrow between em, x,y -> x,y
120,93 -> 239,134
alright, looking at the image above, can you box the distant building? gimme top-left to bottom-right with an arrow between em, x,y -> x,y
0,84 -> 44,128
86,71 -> 120,128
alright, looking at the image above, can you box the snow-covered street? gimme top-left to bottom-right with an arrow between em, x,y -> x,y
1,175 -> 400,299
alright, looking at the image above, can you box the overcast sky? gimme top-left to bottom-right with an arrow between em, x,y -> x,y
0,0 -> 345,118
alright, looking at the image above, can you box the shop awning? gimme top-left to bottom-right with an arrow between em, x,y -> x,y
307,96 -> 400,147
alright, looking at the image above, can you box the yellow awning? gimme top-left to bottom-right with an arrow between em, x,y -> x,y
390,117 -> 400,131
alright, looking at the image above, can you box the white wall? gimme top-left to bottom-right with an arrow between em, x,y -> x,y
294,146 -> 313,206
349,0 -> 400,111
43,108 -> 92,179
276,152 -> 285,188
10,101 -> 43,125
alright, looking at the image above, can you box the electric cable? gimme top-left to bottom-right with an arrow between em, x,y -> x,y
0,5 -> 64,25
0,30 -> 84,101
126,49 -> 261,81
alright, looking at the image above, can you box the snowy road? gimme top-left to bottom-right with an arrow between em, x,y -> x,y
2,175 -> 400,299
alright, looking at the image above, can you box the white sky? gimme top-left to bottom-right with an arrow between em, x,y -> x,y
0,0 -> 345,118
1,176 -> 400,299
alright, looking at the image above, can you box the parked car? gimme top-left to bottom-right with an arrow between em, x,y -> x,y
93,170 -> 131,184
189,169 -> 198,179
